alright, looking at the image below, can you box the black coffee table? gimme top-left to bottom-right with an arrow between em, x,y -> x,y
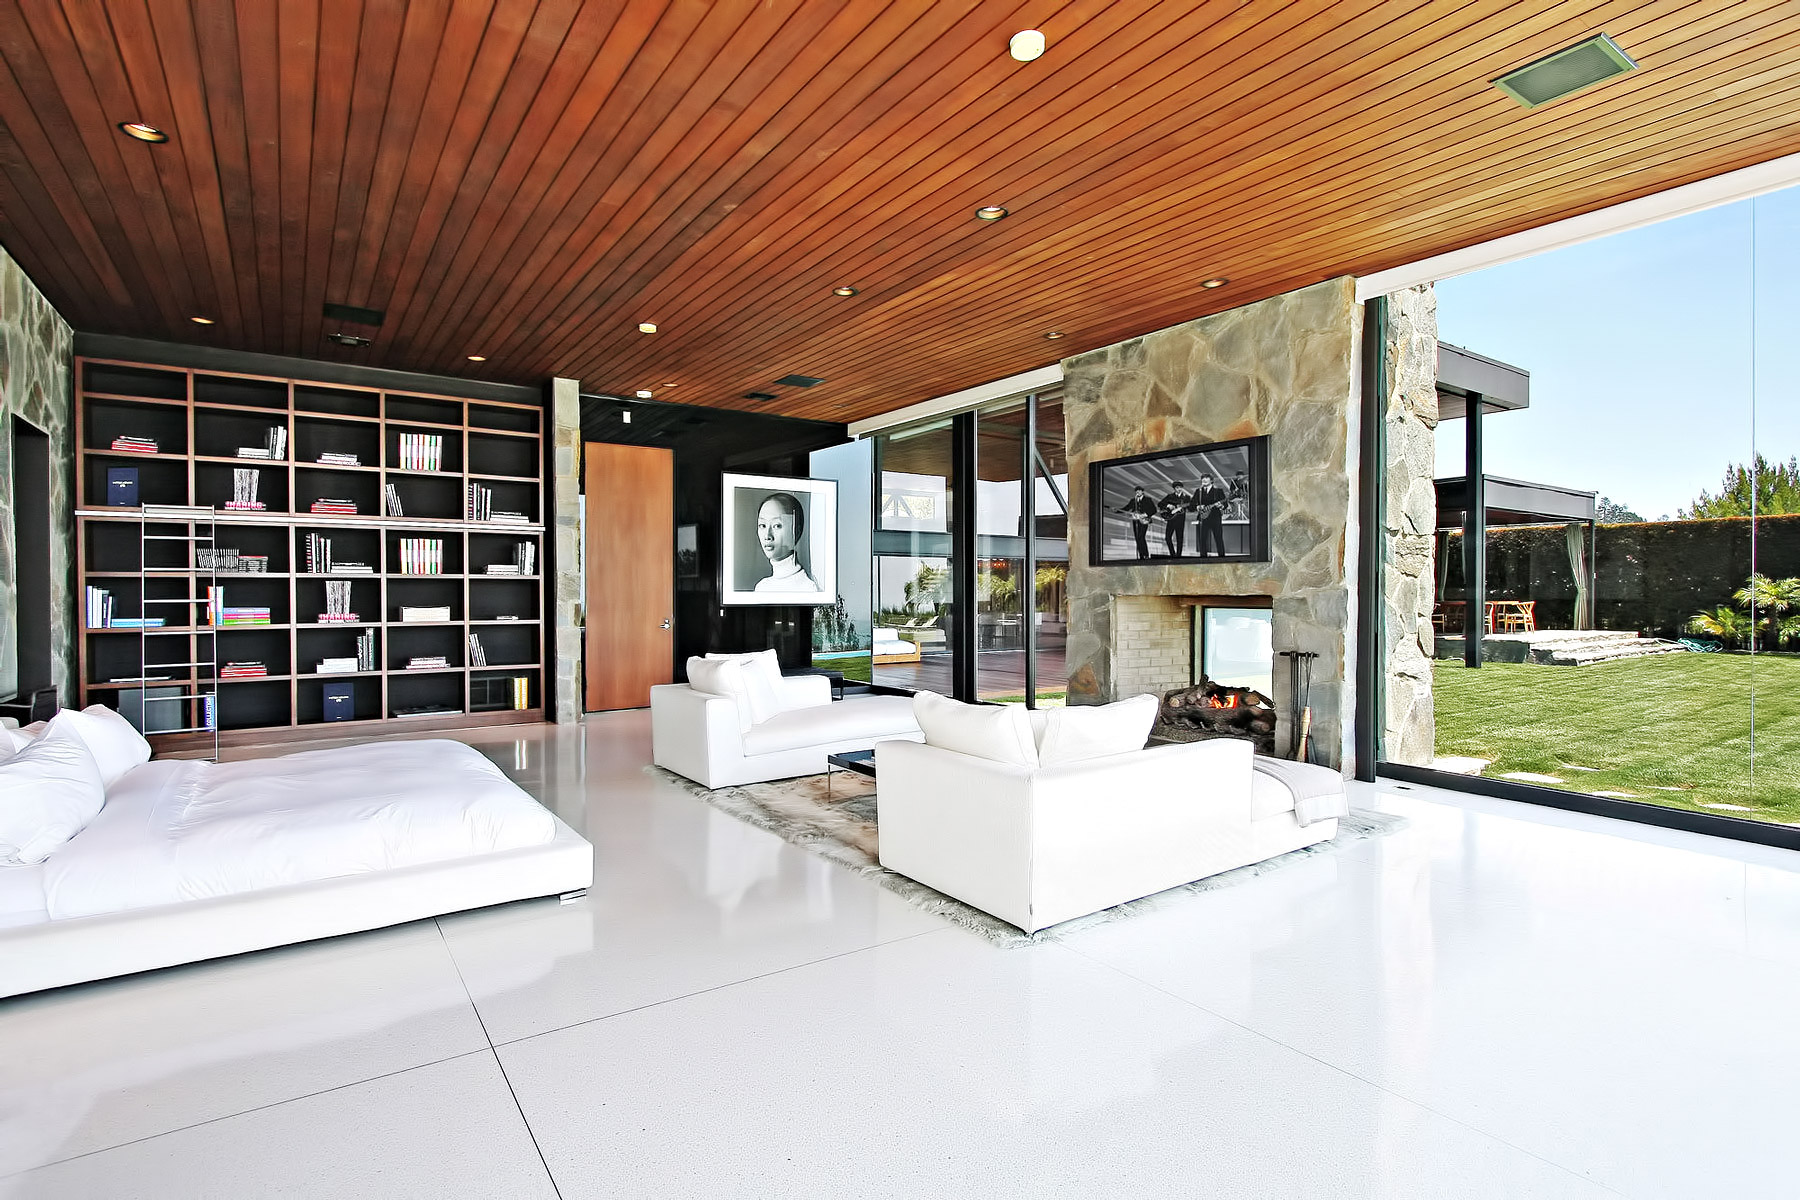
825,748 -> 876,797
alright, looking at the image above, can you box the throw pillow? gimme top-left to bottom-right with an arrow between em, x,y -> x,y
686,657 -> 756,733
1036,694 -> 1159,767
912,691 -> 1039,768
0,723 -> 107,865
49,705 -> 152,789
704,650 -> 782,723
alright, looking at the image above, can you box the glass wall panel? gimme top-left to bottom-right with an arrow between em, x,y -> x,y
975,402 -> 1028,700
1032,394 -> 1070,706
873,422 -> 955,692
1399,192 -> 1769,822
808,439 -> 873,682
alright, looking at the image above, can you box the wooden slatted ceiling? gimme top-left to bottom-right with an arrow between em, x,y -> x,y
3,1 -> 1800,424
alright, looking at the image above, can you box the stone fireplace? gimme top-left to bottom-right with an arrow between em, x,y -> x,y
1062,278 -> 1362,768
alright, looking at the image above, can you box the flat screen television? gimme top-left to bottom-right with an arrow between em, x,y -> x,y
1089,435 -> 1271,565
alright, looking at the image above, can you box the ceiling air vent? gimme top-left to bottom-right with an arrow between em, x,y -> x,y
323,301 -> 385,326
743,392 -> 779,401
1493,34 -> 1637,109
774,374 -> 825,388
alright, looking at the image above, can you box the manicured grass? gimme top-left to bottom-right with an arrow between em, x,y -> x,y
1432,654 -> 1800,825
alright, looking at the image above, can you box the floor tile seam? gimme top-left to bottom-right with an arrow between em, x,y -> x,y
0,1047 -> 495,1183
486,926 -> 954,1051
1057,941 -> 1629,1199
433,919 -> 566,1200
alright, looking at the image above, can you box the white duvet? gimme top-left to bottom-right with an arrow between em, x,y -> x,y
42,739 -> 559,921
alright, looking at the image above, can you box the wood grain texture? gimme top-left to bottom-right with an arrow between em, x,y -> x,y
2,1 -> 1799,422
584,441 -> 673,711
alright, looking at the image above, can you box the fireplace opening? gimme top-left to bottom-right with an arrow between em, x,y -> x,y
1147,601 -> 1277,753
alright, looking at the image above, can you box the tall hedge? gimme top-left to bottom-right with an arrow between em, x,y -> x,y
1441,513 -> 1800,637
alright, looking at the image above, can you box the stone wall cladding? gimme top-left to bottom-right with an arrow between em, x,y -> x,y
1064,277 -> 1361,769
1381,285 -> 1438,766
551,378 -> 583,724
0,245 -> 75,701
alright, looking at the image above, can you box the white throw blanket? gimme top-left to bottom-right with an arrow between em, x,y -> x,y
1251,756 -> 1350,827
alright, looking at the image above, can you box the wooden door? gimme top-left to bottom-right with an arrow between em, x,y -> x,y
584,443 -> 674,710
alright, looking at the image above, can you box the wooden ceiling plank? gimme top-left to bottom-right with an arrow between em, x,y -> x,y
376,0 -> 618,361
583,0 -> 1749,392
189,1 -> 261,339
232,0 -> 286,348
3,1 -> 163,312
366,0 -> 546,353
408,0 -> 775,367
319,1 -> 409,326
298,0 -> 364,356
274,0 -> 319,355
0,149 -> 102,327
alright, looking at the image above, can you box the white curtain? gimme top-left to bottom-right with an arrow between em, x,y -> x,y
1564,523 -> 1591,629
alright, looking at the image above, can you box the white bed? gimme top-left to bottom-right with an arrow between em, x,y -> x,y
0,738 -> 592,998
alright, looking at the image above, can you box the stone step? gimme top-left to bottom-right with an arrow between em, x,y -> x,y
1436,630 -> 1689,665
1540,638 -> 1686,666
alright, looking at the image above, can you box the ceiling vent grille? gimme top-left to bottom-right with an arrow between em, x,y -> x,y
323,301 -> 385,326
1493,34 -> 1637,108
774,374 -> 825,388
743,392 -> 778,401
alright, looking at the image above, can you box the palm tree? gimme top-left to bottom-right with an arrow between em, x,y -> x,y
1688,605 -> 1754,649
1732,574 -> 1800,650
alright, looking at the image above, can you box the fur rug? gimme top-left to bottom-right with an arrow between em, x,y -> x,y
649,765 -> 1406,946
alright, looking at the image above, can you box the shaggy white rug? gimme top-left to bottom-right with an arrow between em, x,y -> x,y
651,766 -> 1406,946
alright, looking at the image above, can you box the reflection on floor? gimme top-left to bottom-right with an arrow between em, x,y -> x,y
4,712 -> 1800,1197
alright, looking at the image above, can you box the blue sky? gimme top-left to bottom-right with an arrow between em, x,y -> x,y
1434,183 -> 1800,520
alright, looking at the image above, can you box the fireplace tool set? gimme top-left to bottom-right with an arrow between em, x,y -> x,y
1278,649 -> 1318,763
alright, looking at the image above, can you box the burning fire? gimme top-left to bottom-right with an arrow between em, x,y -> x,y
1207,693 -> 1239,710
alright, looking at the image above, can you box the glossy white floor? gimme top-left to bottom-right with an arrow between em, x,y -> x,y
5,713 -> 1800,1198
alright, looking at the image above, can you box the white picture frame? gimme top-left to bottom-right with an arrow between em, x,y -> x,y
720,472 -> 838,606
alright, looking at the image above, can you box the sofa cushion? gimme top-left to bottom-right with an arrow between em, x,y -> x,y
740,696 -> 921,756
704,650 -> 783,721
912,691 -> 1037,768
1036,694 -> 1158,767
1250,769 -> 1297,821
686,658 -> 756,733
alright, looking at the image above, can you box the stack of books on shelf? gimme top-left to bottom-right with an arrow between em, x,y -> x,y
400,605 -> 452,623
398,538 -> 444,575
467,632 -> 488,667
226,468 -> 265,510
110,435 -> 158,454
396,433 -> 443,471
508,676 -> 529,709
207,589 -> 271,626
220,661 -> 268,679
84,586 -> 167,629
393,703 -> 462,719
236,427 -> 288,460
405,655 -> 450,671
484,541 -> 536,576
316,451 -> 360,467
487,509 -> 531,526
383,483 -> 403,516
310,498 -> 359,515
196,548 -> 269,573
466,483 -> 491,522
317,656 -> 360,674
318,580 -> 358,623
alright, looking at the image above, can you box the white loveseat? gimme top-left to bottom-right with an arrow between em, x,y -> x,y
875,696 -> 1338,933
651,669 -> 922,788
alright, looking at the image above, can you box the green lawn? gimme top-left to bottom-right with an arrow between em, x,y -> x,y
1432,654 -> 1800,824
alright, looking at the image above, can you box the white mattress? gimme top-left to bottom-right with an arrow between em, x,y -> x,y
0,862 -> 46,928
43,739 -> 560,920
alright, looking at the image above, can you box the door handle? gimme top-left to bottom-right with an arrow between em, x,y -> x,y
660,618 -> 671,630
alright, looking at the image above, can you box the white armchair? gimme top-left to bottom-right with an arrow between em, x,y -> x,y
651,674 -> 921,788
875,736 -> 1336,933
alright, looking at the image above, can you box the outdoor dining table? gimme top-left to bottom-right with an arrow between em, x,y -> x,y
1435,600 -> 1537,633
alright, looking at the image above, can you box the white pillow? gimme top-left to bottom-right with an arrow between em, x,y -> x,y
704,650 -> 782,722
912,691 -> 1038,768
686,657 -> 756,733
0,727 -> 30,757
50,705 -> 153,789
0,723 -> 106,865
1037,694 -> 1159,767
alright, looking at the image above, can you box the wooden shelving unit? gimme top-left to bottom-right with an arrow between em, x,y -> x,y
75,357 -> 546,750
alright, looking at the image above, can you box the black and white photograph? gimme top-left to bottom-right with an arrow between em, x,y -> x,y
720,472 -> 838,606
1089,435 -> 1270,565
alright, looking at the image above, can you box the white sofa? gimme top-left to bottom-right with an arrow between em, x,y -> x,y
876,733 -> 1336,934
651,673 -> 922,788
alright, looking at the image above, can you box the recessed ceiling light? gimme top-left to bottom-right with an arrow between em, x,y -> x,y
638,322 -> 657,334
190,316 -> 214,325
833,286 -> 859,297
467,354 -> 486,362
661,382 -> 678,388
1009,30 -> 1046,62
1044,331 -> 1064,339
975,205 -> 1009,221
1201,277 -> 1230,288
118,122 -> 168,143
635,389 -> 653,399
